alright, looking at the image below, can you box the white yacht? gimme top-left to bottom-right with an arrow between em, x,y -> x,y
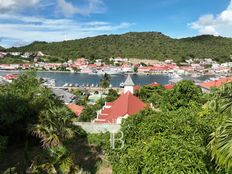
41,78 -> 56,87
63,83 -> 69,87
96,68 -> 122,75
119,82 -> 124,88
169,73 -> 183,83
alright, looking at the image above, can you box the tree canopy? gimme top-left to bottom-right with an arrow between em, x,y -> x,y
161,80 -> 203,111
0,72 -> 87,173
104,107 -> 225,173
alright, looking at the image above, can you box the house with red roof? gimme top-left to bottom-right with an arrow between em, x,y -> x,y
3,74 -> 18,82
67,103 -> 84,117
198,76 -> 232,92
74,58 -> 87,66
137,66 -> 153,73
164,84 -> 175,90
94,75 -> 147,124
133,85 -> 141,91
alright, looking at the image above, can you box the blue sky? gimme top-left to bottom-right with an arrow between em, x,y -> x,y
0,0 -> 232,47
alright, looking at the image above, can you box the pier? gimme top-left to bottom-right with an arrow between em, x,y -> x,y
52,86 -> 122,93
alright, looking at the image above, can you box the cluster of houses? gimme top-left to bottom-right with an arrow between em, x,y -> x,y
1,52 -> 232,76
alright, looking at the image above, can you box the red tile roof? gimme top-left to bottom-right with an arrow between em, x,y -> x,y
3,74 -> 18,80
88,64 -> 98,67
152,65 -> 174,71
67,104 -> 84,117
133,85 -> 141,91
164,84 -> 175,90
199,76 -> 232,90
105,102 -> 114,106
95,91 -> 147,123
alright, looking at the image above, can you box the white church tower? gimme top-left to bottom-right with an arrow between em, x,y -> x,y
124,75 -> 134,94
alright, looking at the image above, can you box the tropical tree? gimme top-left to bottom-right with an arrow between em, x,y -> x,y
208,119 -> 232,172
208,83 -> 232,171
161,80 -> 202,111
29,107 -> 84,173
0,71 -> 61,128
99,73 -> 111,89
30,107 -> 78,148
105,89 -> 119,102
133,66 -> 138,73
0,72 -> 87,173
135,85 -> 165,107
27,145 -> 79,174
208,83 -> 232,113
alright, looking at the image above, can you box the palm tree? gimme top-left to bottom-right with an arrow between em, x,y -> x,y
27,145 -> 79,174
99,73 -> 111,105
208,119 -> 232,172
208,82 -> 232,171
206,83 -> 232,115
29,107 -> 79,173
99,73 -> 111,89
30,107 -> 77,148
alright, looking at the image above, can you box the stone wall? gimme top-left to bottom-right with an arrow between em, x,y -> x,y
74,122 -> 121,133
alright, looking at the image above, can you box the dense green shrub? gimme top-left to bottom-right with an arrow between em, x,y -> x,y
105,107 -> 225,173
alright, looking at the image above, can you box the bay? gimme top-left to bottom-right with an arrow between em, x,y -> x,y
0,71 -> 211,87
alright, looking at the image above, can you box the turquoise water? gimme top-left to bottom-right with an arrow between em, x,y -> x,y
0,71 -> 211,87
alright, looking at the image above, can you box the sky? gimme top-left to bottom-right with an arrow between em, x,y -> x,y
0,0 -> 232,48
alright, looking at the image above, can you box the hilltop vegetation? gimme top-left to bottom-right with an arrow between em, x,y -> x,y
0,46 -> 5,51
6,32 -> 232,63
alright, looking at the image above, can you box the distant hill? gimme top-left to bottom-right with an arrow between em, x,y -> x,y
0,46 -> 5,51
7,32 -> 232,63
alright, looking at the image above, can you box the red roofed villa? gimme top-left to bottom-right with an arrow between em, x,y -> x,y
94,75 -> 147,124
198,76 -> 232,92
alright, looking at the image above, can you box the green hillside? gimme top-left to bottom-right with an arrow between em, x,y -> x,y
0,46 -> 5,51
7,32 -> 232,63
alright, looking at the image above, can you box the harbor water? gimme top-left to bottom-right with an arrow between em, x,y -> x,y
0,71 -> 213,87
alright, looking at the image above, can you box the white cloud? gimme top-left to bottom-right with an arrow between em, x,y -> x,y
0,14 -> 134,47
57,0 -> 106,17
189,0 -> 232,37
0,0 -> 40,13
57,0 -> 79,17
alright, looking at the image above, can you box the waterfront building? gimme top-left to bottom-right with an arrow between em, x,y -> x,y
0,64 -> 19,70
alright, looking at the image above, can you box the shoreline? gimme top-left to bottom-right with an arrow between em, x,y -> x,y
0,69 -> 224,77
0,69 -> 171,76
